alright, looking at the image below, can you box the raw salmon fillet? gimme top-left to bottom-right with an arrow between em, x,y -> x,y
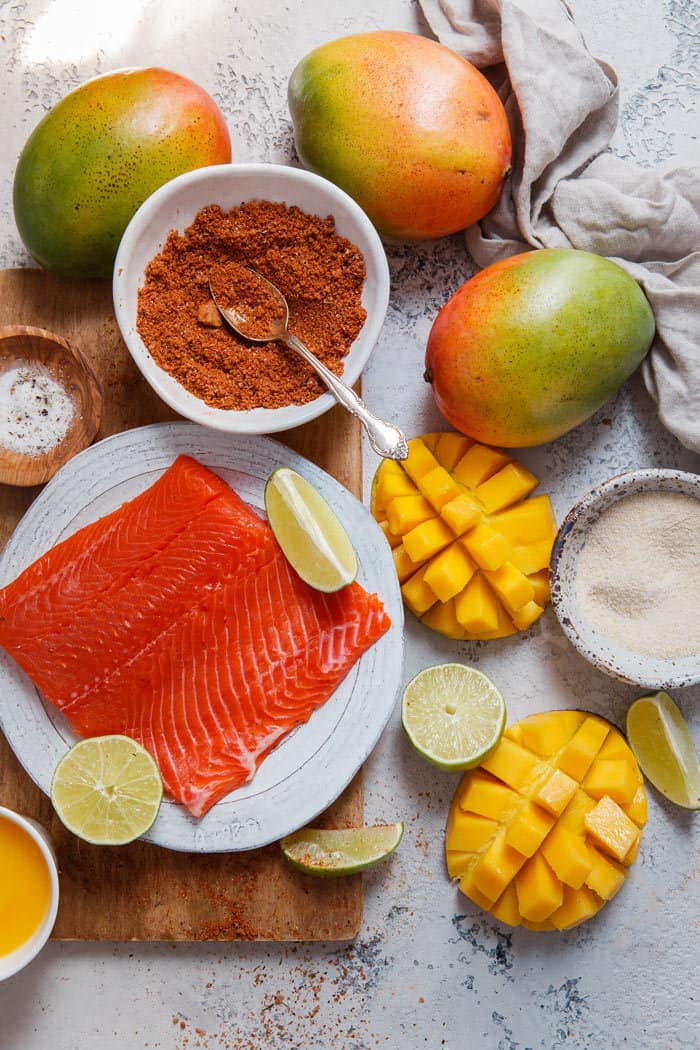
0,456 -> 391,816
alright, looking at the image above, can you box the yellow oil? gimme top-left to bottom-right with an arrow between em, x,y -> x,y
0,815 -> 52,955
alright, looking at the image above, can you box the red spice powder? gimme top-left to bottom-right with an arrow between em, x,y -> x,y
136,201 -> 367,410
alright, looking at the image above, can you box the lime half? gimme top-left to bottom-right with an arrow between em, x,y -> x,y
280,823 -> 403,876
51,735 -> 163,845
402,663 -> 506,772
626,692 -> 700,810
264,467 -> 358,592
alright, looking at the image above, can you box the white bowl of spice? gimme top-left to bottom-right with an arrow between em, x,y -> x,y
551,469 -> 700,689
113,163 -> 390,434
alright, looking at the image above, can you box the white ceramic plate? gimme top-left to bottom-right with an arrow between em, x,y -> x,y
0,423 -> 404,852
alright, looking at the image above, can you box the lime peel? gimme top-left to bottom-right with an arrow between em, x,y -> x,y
50,734 -> 163,845
280,823 -> 404,876
264,467 -> 358,593
626,691 -> 700,810
402,663 -> 506,772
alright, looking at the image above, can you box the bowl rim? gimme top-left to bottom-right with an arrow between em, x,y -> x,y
0,805 -> 59,981
112,162 -> 391,434
550,468 -> 700,689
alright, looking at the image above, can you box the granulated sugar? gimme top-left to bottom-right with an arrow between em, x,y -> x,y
0,366 -> 74,456
575,489 -> 700,660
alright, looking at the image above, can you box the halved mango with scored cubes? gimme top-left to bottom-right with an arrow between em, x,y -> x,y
445,711 -> 647,930
372,433 -> 556,640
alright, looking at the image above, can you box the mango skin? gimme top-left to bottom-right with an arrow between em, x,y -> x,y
13,68 -> 231,278
425,249 -> 656,447
288,31 -> 511,240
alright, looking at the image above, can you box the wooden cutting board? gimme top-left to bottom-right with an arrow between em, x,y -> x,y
0,267 -> 364,941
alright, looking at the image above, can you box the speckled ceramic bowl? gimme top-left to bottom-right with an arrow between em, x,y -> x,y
551,469 -> 700,689
113,163 -> 390,435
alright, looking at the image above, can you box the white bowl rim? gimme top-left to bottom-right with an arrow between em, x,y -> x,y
0,805 -> 59,981
551,468 -> 700,689
112,162 -> 390,434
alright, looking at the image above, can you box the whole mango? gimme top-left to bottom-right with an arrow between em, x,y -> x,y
425,249 -> 656,447
13,68 -> 231,278
288,31 -> 511,240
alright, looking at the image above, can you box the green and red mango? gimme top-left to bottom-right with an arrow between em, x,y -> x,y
13,68 -> 231,278
425,249 -> 656,447
288,31 -> 511,240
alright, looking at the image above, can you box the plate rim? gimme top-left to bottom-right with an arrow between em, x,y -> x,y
0,422 -> 404,851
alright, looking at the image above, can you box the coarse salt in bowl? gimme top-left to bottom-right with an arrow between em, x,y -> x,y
550,469 -> 700,689
112,163 -> 390,434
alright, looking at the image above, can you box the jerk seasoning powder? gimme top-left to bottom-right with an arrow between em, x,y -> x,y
136,201 -> 367,410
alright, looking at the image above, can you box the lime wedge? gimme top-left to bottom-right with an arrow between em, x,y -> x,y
280,823 -> 403,876
264,467 -> 358,593
626,692 -> 700,810
402,663 -> 506,771
50,735 -> 163,845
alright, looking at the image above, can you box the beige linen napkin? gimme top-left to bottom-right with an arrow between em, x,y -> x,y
419,0 -> 700,454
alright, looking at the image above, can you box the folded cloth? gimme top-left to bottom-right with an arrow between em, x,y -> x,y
419,0 -> 700,454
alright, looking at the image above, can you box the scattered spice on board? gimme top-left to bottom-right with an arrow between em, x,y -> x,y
0,365 -> 75,456
575,489 -> 700,659
136,201 -> 367,410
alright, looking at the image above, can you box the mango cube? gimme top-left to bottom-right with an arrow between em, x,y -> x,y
550,886 -> 600,931
472,832 -> 527,902
420,597 -> 464,639
476,462 -> 539,514
584,847 -> 626,901
445,710 -> 646,932
541,825 -> 593,889
446,851 -> 474,879
458,868 -> 496,912
491,494 -> 556,544
520,711 -> 583,757
418,465 -> 462,510
583,759 -> 639,806
558,717 -> 610,781
457,771 -> 519,822
481,738 -> 539,793
491,881 -> 522,927
453,444 -> 511,488
455,573 -> 500,634
515,853 -> 563,922
386,494 -> 434,535
403,517 -> 454,563
423,542 -> 476,603
584,797 -> 640,863
446,810 -> 498,853
462,522 -> 511,570
434,432 -> 472,471
401,567 -> 437,616
483,562 -> 535,615
504,802 -> 554,857
624,785 -> 648,828
440,494 -> 482,535
392,544 -> 424,582
534,769 -> 579,816
372,434 -> 557,640
403,438 -> 439,482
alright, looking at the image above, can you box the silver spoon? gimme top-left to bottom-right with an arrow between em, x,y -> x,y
208,269 -> 408,460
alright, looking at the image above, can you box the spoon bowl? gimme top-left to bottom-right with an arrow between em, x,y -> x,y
0,326 -> 102,487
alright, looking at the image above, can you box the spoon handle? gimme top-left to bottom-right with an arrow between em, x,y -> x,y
284,333 -> 408,460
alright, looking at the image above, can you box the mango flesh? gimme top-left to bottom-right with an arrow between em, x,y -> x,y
425,249 -> 656,446
288,31 -> 512,240
13,68 -> 232,277
371,432 -> 556,640
445,711 -> 647,930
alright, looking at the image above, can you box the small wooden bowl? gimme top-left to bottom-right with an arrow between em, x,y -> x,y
0,325 -> 102,487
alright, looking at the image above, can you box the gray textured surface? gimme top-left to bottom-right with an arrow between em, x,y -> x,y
0,2 -> 698,1048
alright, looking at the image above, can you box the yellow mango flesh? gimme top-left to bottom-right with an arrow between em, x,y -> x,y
445,711 -> 646,930
372,433 -> 557,640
